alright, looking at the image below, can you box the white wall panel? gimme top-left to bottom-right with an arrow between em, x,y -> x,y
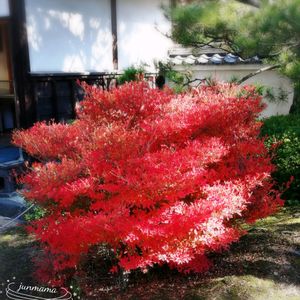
25,0 -> 113,72
0,0 -> 9,17
117,0 -> 173,71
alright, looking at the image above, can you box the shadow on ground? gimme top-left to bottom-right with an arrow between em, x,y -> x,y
0,207 -> 299,300
82,207 -> 300,300
0,227 -> 38,285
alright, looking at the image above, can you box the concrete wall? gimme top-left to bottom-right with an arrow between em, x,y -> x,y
25,0 -> 172,73
25,0 -> 113,72
174,64 -> 294,118
117,0 -> 172,71
0,0 -> 9,17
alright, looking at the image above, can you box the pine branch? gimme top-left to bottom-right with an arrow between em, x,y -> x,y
237,64 -> 280,84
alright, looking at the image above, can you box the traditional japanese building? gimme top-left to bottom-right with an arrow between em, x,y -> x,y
0,0 -> 294,133
0,0 -> 173,131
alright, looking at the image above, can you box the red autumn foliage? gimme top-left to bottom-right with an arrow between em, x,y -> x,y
13,82 -> 282,283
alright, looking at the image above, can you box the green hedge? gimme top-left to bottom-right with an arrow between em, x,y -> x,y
261,114 -> 300,206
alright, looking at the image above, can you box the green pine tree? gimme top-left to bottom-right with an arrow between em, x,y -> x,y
170,0 -> 300,113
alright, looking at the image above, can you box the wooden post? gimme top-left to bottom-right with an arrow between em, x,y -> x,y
111,0 -> 118,70
9,0 -> 34,128
51,80 -> 59,122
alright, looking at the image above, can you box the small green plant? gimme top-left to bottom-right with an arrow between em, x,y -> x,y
251,84 -> 288,104
277,87 -> 289,103
24,203 -> 46,221
156,61 -> 209,93
229,75 -> 240,84
205,76 -> 218,87
117,66 -> 145,85
263,87 -> 276,103
156,61 -> 186,93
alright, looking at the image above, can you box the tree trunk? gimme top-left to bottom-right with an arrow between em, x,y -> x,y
289,83 -> 300,114
237,65 -> 280,84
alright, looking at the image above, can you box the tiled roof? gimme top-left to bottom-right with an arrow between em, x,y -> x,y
169,53 -> 261,65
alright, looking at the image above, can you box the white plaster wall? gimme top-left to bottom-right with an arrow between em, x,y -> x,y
25,0 -> 113,72
117,0 -> 173,71
0,0 -> 9,17
174,64 -> 294,118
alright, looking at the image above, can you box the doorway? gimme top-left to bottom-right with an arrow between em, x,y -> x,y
0,20 -> 15,133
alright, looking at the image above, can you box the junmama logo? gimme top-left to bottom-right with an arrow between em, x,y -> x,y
0,278 -> 74,300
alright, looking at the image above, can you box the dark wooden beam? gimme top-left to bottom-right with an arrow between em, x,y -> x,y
51,80 -> 59,122
170,0 -> 177,8
0,20 -> 13,94
9,0 -> 33,128
111,0 -> 118,70
69,80 -> 76,119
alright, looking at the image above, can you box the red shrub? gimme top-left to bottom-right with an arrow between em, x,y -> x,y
13,82 -> 282,283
